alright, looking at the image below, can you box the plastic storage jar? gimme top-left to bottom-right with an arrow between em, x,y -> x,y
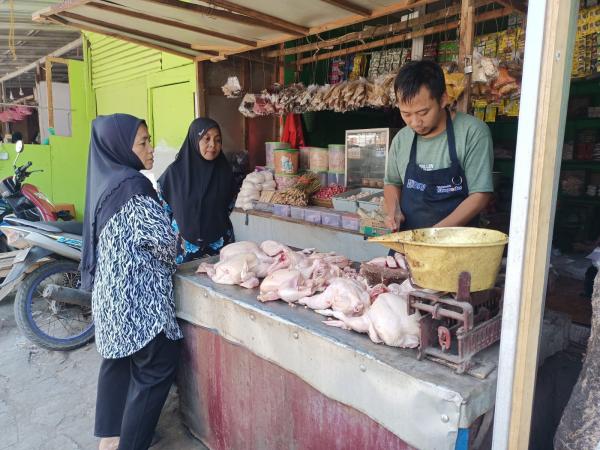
328,144 -> 345,174
274,149 -> 299,175
275,174 -> 299,190
299,146 -> 311,171
265,142 -> 290,169
309,147 -> 329,173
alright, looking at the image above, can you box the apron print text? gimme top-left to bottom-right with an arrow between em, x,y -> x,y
436,184 -> 463,194
406,178 -> 426,191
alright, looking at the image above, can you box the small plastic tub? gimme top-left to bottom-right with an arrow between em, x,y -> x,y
357,192 -> 384,213
321,210 -> 342,228
254,202 -> 274,213
341,214 -> 360,231
273,204 -> 291,217
304,208 -> 322,224
290,206 -> 306,220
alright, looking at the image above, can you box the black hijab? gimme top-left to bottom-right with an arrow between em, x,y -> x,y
80,114 -> 158,291
158,118 -> 233,245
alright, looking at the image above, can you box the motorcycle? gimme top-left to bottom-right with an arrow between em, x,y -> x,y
0,216 -> 93,351
0,140 -> 72,251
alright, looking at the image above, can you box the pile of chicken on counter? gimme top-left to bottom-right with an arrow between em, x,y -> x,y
197,240 -> 420,349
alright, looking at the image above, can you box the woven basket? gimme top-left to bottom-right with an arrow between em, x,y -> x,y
310,198 -> 333,208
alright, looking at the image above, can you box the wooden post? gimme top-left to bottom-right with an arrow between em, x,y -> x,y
457,0 -> 474,113
45,59 -> 54,130
242,60 -> 250,151
278,43 -> 285,141
0,81 -> 7,136
491,1 -> 579,449
195,59 -> 206,118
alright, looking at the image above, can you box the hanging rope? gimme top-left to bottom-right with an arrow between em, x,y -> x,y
8,0 -> 17,60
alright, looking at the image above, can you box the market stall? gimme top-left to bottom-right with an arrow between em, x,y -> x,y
174,262 -> 498,450
34,0 -> 595,447
173,234 -> 569,450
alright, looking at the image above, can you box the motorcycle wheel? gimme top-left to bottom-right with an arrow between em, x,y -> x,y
14,259 -> 94,351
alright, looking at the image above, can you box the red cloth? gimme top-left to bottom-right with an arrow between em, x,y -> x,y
281,113 -> 305,149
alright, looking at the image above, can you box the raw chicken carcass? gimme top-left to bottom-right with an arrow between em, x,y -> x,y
310,260 -> 343,291
325,279 -> 421,348
260,240 -> 289,257
220,241 -> 273,263
198,253 -> 268,289
257,269 -> 314,303
308,252 -> 351,269
298,277 -> 370,316
367,283 -> 388,302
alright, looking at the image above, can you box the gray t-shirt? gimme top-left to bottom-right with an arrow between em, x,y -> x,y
384,112 -> 494,194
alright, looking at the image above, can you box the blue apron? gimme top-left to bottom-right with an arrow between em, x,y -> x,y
400,109 -> 476,231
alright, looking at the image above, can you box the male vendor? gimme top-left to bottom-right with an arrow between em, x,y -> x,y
384,60 -> 494,231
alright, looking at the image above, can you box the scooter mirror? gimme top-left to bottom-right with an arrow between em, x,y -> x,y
15,140 -> 24,153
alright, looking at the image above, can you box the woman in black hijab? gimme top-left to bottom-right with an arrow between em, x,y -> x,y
82,114 -> 182,450
158,117 -> 234,264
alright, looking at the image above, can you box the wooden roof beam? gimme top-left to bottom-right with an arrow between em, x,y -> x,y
203,0 -> 311,35
33,0 -> 94,19
87,2 -> 258,47
60,11 -> 201,52
318,0 -> 372,17
294,5 -> 512,66
143,0 -> 308,36
265,0 -> 496,58
267,8 -> 456,57
48,15 -> 198,60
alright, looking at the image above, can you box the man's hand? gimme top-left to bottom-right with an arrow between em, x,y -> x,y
385,211 -> 405,231
384,184 -> 403,231
434,192 -> 493,228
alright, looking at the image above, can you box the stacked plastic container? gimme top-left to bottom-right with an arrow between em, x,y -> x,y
327,144 -> 346,186
309,147 -> 329,187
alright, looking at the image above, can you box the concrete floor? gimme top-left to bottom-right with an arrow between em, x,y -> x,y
0,296 -> 206,450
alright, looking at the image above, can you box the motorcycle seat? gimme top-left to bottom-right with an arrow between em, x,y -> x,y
3,217 -> 83,236
42,221 -> 83,236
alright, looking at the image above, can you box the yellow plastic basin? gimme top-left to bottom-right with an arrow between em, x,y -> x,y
369,227 -> 508,292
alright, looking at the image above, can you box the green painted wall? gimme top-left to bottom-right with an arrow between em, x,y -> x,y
88,33 -> 162,89
96,77 -> 148,119
0,60 -> 95,220
150,81 -> 195,150
87,33 -> 196,152
48,58 -> 95,217
0,144 -> 53,197
0,34 -> 197,221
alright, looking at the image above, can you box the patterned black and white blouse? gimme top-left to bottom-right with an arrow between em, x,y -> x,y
92,195 -> 183,359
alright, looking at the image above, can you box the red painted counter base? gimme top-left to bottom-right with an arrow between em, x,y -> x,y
178,322 -> 417,450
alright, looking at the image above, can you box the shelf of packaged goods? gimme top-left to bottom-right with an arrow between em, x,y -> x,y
494,159 -> 600,171
558,195 -> 600,206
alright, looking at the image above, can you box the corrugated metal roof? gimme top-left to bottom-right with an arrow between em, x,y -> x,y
88,32 -> 162,88
33,0 -> 441,61
0,0 -> 81,88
